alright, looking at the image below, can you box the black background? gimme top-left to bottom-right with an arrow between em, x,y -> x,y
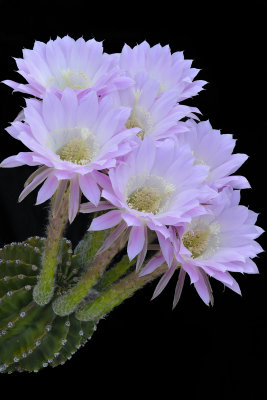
0,1 -> 266,398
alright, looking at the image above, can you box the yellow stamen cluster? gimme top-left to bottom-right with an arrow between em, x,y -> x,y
127,186 -> 170,214
58,138 -> 91,165
182,229 -> 210,259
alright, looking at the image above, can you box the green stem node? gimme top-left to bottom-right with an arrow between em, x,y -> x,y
33,181 -> 69,306
75,262 -> 168,321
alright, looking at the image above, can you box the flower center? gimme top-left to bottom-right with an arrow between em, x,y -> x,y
157,82 -> 168,96
57,138 -> 91,165
125,113 -> 145,139
127,186 -> 163,213
61,69 -> 91,90
126,174 -> 175,214
191,150 -> 207,166
182,229 -> 210,258
125,105 -> 153,140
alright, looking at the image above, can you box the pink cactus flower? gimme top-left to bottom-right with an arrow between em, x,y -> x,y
0,88 -> 139,222
141,188 -> 263,307
119,41 -> 206,102
81,136 -> 216,270
3,36 -> 133,99
177,119 -> 250,190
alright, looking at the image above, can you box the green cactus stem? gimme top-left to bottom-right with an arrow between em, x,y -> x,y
73,229 -> 109,271
75,261 -> 168,322
0,237 -> 96,373
33,181 -> 70,306
94,254 -> 136,292
0,236 -> 171,373
52,229 -> 129,316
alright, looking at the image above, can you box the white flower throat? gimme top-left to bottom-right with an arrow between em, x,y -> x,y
47,69 -> 91,91
126,174 -> 175,214
182,221 -> 220,259
52,127 -> 99,165
125,91 -> 153,139
182,229 -> 210,258
61,70 -> 91,90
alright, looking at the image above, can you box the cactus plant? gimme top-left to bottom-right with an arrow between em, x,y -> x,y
0,35 -> 263,374
0,234 -> 166,373
0,237 -> 91,372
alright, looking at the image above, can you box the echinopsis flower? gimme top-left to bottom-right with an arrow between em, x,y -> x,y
119,41 -> 206,102
3,36 -> 133,98
177,119 -> 250,190
81,136 -> 216,270
0,36 -> 264,374
110,74 -> 197,142
0,88 -> 140,222
141,188 -> 263,307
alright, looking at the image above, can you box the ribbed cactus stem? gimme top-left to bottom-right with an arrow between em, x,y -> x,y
52,230 -> 129,316
33,181 -> 70,306
75,262 -> 168,321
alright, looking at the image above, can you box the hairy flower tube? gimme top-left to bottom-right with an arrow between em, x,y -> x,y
140,188 -> 263,307
0,88 -> 139,222
81,136 -> 216,270
3,36 -> 133,98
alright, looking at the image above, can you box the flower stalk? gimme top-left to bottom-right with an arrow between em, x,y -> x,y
33,181 -> 70,306
52,229 -> 130,316
75,261 -> 168,321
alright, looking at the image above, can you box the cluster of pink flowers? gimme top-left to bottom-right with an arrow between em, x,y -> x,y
1,36 -> 263,306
